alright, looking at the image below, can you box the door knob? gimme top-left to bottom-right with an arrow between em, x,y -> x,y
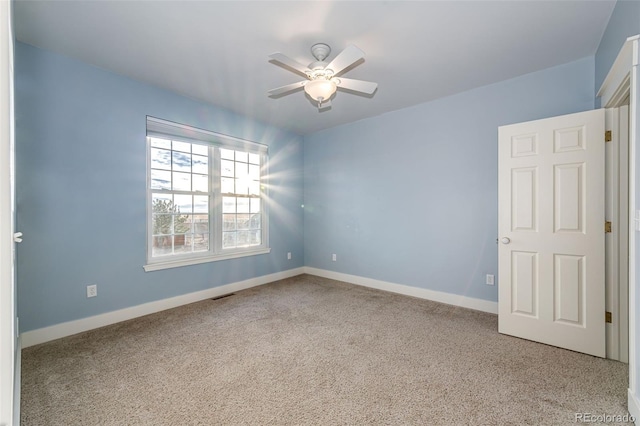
500,237 -> 511,244
13,232 -> 23,243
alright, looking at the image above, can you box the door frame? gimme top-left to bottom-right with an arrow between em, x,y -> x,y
597,34 -> 640,420
0,0 -> 16,424
605,106 -> 629,363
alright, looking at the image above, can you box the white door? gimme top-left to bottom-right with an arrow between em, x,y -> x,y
498,109 -> 605,358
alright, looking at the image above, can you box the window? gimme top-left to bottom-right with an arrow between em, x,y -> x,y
144,117 -> 269,271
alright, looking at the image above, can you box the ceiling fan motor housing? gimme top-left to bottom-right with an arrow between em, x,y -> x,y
310,43 -> 331,61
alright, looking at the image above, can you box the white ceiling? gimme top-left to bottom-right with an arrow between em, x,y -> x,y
14,1 -> 616,135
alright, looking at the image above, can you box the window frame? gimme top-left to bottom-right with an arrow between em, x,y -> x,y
143,117 -> 270,272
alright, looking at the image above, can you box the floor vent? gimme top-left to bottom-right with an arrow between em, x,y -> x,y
211,293 -> 235,301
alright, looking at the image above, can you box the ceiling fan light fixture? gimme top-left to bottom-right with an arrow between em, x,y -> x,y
304,79 -> 336,106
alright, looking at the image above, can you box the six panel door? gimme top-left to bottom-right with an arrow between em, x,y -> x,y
498,109 -> 605,357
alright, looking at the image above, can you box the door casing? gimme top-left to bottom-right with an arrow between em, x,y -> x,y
597,34 -> 640,420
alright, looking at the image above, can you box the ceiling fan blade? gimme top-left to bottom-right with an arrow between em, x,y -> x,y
267,81 -> 306,97
269,53 -> 311,77
335,77 -> 377,95
325,45 -> 365,76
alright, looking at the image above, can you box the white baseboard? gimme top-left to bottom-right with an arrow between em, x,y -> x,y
303,267 -> 498,314
21,266 -> 498,348
21,267 -> 305,348
13,336 -> 20,426
629,389 -> 640,425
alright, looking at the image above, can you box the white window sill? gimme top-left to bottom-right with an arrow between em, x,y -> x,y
143,248 -> 271,272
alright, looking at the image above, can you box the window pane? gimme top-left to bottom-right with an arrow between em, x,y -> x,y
193,232 -> 209,252
221,160 -> 234,177
249,230 -> 261,245
235,151 -> 248,163
223,214 -> 236,231
153,214 -> 172,235
223,232 -> 236,248
172,151 -> 191,172
237,214 -> 250,230
152,235 -> 173,256
235,178 -> 249,195
221,148 -> 234,160
172,172 -> 191,191
237,198 -> 250,213
223,197 -> 236,213
174,194 -> 192,214
151,148 -> 171,170
173,234 -> 190,253
235,162 -> 248,178
152,196 -> 175,213
248,164 -> 260,180
150,137 -> 171,149
250,198 -> 260,213
172,141 -> 191,153
193,195 -> 208,213
221,177 -> 234,194
192,144 -> 208,156
192,155 -> 208,174
249,153 -> 260,165
237,230 -> 249,246
152,193 -> 172,204
151,170 -> 171,189
249,214 -> 260,229
249,181 -> 260,196
192,174 -> 208,192
175,214 -> 192,234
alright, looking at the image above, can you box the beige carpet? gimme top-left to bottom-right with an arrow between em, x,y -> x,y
21,274 -> 630,425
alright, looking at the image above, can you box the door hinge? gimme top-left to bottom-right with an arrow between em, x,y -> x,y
605,221 -> 612,233
605,130 -> 612,142
605,311 -> 612,323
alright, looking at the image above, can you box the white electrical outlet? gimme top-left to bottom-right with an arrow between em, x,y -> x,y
485,274 -> 495,286
332,254 -> 337,262
287,252 -> 292,260
87,284 -> 97,298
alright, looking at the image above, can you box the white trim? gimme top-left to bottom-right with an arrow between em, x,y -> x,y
22,266 -> 501,348
303,267 -> 498,314
21,267 -> 304,348
12,337 -> 19,426
604,106 -> 630,363
629,389 -> 640,425
631,45 -> 639,406
619,104 -> 630,364
0,0 -> 15,424
599,34 -> 640,415
598,35 -> 640,106
146,116 -> 268,154
143,247 -> 271,272
605,107 -> 620,360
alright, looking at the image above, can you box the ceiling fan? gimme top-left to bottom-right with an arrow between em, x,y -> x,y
267,43 -> 377,110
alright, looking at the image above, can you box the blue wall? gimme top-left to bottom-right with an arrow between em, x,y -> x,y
303,57 -> 595,302
15,42 -> 304,332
